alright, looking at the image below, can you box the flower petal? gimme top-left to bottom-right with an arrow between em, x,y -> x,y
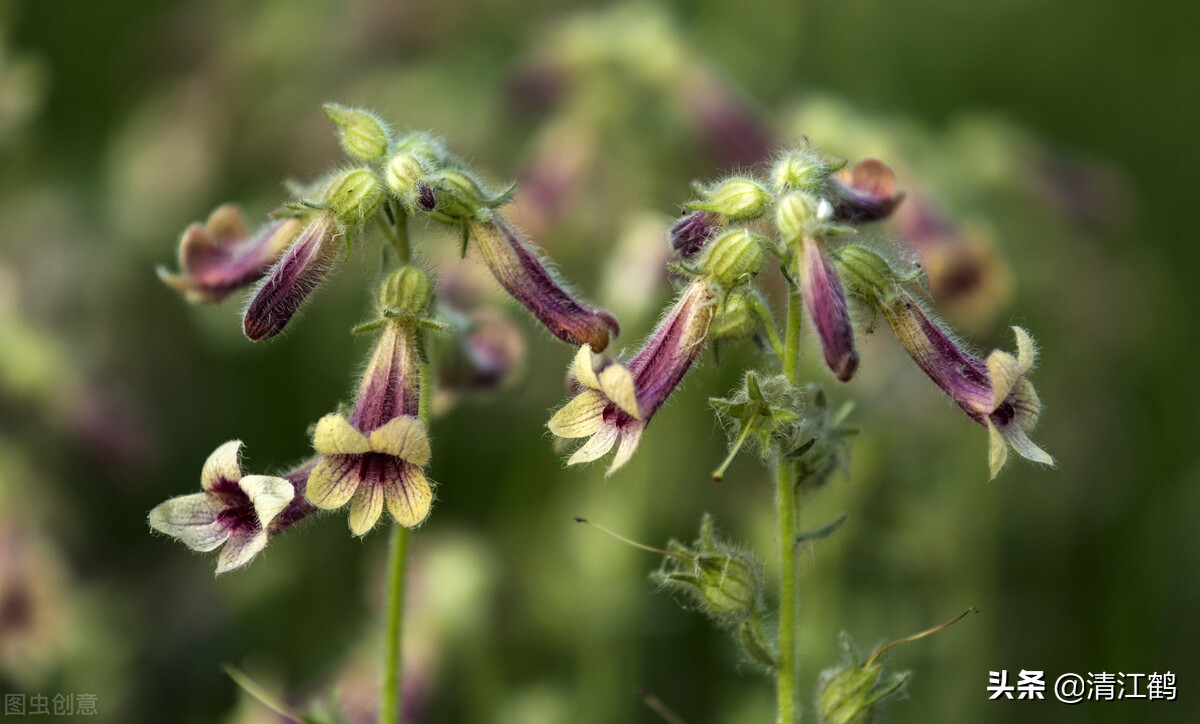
573,345 -> 601,390
1012,326 -> 1036,373
148,493 -> 229,552
385,463 -> 433,528
306,455 -> 363,509
368,416 -> 430,466
216,530 -> 268,574
567,424 -> 619,465
547,390 -> 607,438
998,421 -> 1055,468
348,481 -> 385,536
201,440 -> 243,492
239,474 -> 296,529
987,349 -> 1023,411
1009,379 -> 1042,433
599,363 -> 640,419
312,414 -> 371,455
607,422 -> 644,475
987,421 -> 1009,480
800,237 -> 858,382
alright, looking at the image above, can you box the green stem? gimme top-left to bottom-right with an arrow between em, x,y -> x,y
776,268 -> 803,724
379,525 -> 410,724
379,209 -> 418,724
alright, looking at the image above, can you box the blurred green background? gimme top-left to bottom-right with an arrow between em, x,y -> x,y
1,1 -> 1196,722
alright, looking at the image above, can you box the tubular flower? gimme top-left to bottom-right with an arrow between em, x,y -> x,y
548,277 -> 719,474
157,205 -> 304,303
305,286 -> 433,535
243,211 -> 342,341
800,235 -> 859,382
829,159 -> 905,223
148,441 -> 316,574
468,213 -> 619,351
836,246 -> 1053,477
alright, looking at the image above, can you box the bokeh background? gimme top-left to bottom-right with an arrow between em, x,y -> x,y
1,1 -> 1196,722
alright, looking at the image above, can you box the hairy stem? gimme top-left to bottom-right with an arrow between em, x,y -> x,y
379,211 -> 417,724
776,275 -> 803,723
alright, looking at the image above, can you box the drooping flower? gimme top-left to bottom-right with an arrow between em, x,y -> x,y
468,214 -> 619,351
829,159 -> 905,223
148,441 -> 315,574
836,246 -> 1052,477
305,268 -> 435,534
157,205 -> 304,303
242,210 -> 341,341
799,234 -> 859,382
548,277 -> 719,474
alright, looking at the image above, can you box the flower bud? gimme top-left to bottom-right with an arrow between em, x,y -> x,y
698,229 -> 764,288
772,148 -> 829,192
668,210 -> 721,258
421,169 -> 504,223
378,266 -> 434,316
775,191 -> 820,240
819,652 -> 908,724
323,167 -> 384,225
323,103 -> 392,162
710,289 -> 758,341
655,514 -> 765,627
394,132 -> 449,170
385,152 -> 425,201
687,178 -> 770,220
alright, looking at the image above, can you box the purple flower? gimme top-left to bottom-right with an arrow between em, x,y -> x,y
306,319 -> 433,535
148,441 -> 315,574
157,205 -> 304,303
437,308 -> 526,396
800,236 -> 859,382
830,159 -> 905,223
469,214 -> 620,351
242,211 -> 342,341
548,278 -> 718,474
669,211 -> 722,258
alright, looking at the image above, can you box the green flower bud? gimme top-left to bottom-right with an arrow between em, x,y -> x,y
833,245 -> 900,301
773,148 -> 830,193
698,229 -> 764,288
776,191 -> 820,240
378,266 -> 434,316
687,177 -> 770,220
819,642 -> 908,724
385,152 -> 425,201
323,167 -> 384,225
323,104 -> 392,162
395,132 -> 449,170
710,289 -> 759,341
655,514 -> 766,628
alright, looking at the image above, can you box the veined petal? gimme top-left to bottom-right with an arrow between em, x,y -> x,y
547,390 -> 607,438
348,482 -> 385,536
201,440 -> 243,491
239,475 -> 296,529
385,463 -> 433,528
215,529 -> 268,575
607,422 -> 644,475
599,363 -> 640,419
573,345 -> 601,390
1010,379 -> 1042,433
306,455 -> 362,509
368,416 -> 430,466
999,422 -> 1055,468
312,414 -> 371,455
148,493 -> 230,552
567,424 -> 619,465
